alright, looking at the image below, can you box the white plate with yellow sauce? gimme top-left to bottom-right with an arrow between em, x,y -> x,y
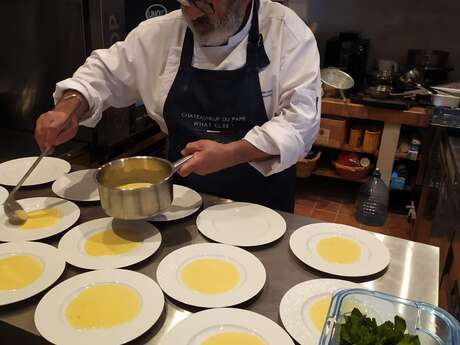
196,202 -> 286,247
279,279 -> 361,345
52,169 -> 100,202
0,186 -> 8,204
58,217 -> 162,270
0,157 -> 71,186
149,185 -> 202,222
0,242 -> 66,305
34,269 -> 164,345
0,197 -> 80,242
289,223 -> 391,277
161,307 -> 294,345
156,243 -> 266,308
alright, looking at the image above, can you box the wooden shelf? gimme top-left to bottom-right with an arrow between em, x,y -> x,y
395,152 -> 421,161
314,142 -> 378,156
321,98 -> 431,128
312,164 -> 370,183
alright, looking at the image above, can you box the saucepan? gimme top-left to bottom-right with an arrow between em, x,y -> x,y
96,156 -> 192,220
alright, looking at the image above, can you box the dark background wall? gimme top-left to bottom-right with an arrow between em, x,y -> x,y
302,0 -> 460,80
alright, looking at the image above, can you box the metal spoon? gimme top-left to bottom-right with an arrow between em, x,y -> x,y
3,100 -> 81,225
3,149 -> 52,224
400,68 -> 459,97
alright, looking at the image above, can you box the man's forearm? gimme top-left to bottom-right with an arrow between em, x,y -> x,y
54,90 -> 90,122
226,139 -> 276,166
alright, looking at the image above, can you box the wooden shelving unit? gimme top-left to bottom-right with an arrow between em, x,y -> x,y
300,98 -> 432,186
314,142 -> 378,156
312,163 -> 370,183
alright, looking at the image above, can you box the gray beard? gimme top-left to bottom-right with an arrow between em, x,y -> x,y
184,1 -> 248,46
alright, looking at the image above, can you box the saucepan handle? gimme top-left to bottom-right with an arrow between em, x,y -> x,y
172,155 -> 194,174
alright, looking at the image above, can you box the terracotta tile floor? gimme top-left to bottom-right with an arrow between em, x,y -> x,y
294,176 -> 412,241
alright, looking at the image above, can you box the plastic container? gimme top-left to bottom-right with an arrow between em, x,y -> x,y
355,169 -> 389,226
319,289 -> 460,345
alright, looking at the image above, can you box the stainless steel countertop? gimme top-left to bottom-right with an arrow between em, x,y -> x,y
0,187 -> 440,344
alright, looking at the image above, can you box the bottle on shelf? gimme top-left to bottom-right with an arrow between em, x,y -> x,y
355,168 -> 389,226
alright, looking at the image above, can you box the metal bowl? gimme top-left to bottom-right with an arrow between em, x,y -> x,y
321,68 -> 355,90
96,156 -> 191,220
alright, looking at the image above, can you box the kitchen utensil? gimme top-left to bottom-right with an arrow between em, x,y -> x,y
52,169 -> 99,202
279,279 -> 362,345
58,217 -> 162,270
196,202 -> 286,247
96,155 -> 192,220
161,308 -> 294,345
156,243 -> 266,308
321,68 -> 355,101
0,242 -> 66,306
3,100 -> 79,224
422,66 -> 454,85
3,149 -> 51,224
400,68 -> 446,95
432,93 -> 460,108
35,269 -> 165,345
289,223 -> 390,277
0,197 -> 80,242
408,49 -> 450,69
319,288 -> 460,345
149,184 -> 202,222
365,85 -> 392,99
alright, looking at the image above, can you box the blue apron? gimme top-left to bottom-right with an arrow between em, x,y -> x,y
163,0 -> 296,212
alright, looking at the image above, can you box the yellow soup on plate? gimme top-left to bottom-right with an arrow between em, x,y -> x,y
66,284 -> 141,330
117,183 -> 153,190
181,258 -> 240,294
19,208 -> 61,230
309,297 -> 332,332
84,229 -> 142,257
316,237 -> 361,264
0,255 -> 43,291
202,332 -> 265,345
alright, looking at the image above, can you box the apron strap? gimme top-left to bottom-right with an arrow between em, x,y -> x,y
247,0 -> 270,72
179,28 -> 194,71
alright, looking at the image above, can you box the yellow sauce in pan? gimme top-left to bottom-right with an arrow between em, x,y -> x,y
116,183 -> 153,190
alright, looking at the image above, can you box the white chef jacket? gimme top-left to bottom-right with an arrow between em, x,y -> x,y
54,0 -> 321,176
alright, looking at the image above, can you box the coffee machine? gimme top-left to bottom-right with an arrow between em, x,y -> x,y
324,32 -> 370,91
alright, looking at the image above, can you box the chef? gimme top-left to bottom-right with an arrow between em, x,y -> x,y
35,0 -> 320,212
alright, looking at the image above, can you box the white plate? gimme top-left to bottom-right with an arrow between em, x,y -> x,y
196,202 -> 286,247
52,169 -> 100,202
279,279 -> 361,345
149,185 -> 202,222
58,217 -> 162,270
156,243 -> 266,308
0,186 -> 7,204
0,242 -> 66,306
35,269 -> 164,345
161,308 -> 294,345
0,197 -> 80,242
290,223 -> 391,277
0,157 -> 71,186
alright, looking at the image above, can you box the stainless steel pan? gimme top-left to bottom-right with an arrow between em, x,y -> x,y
96,156 -> 192,220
